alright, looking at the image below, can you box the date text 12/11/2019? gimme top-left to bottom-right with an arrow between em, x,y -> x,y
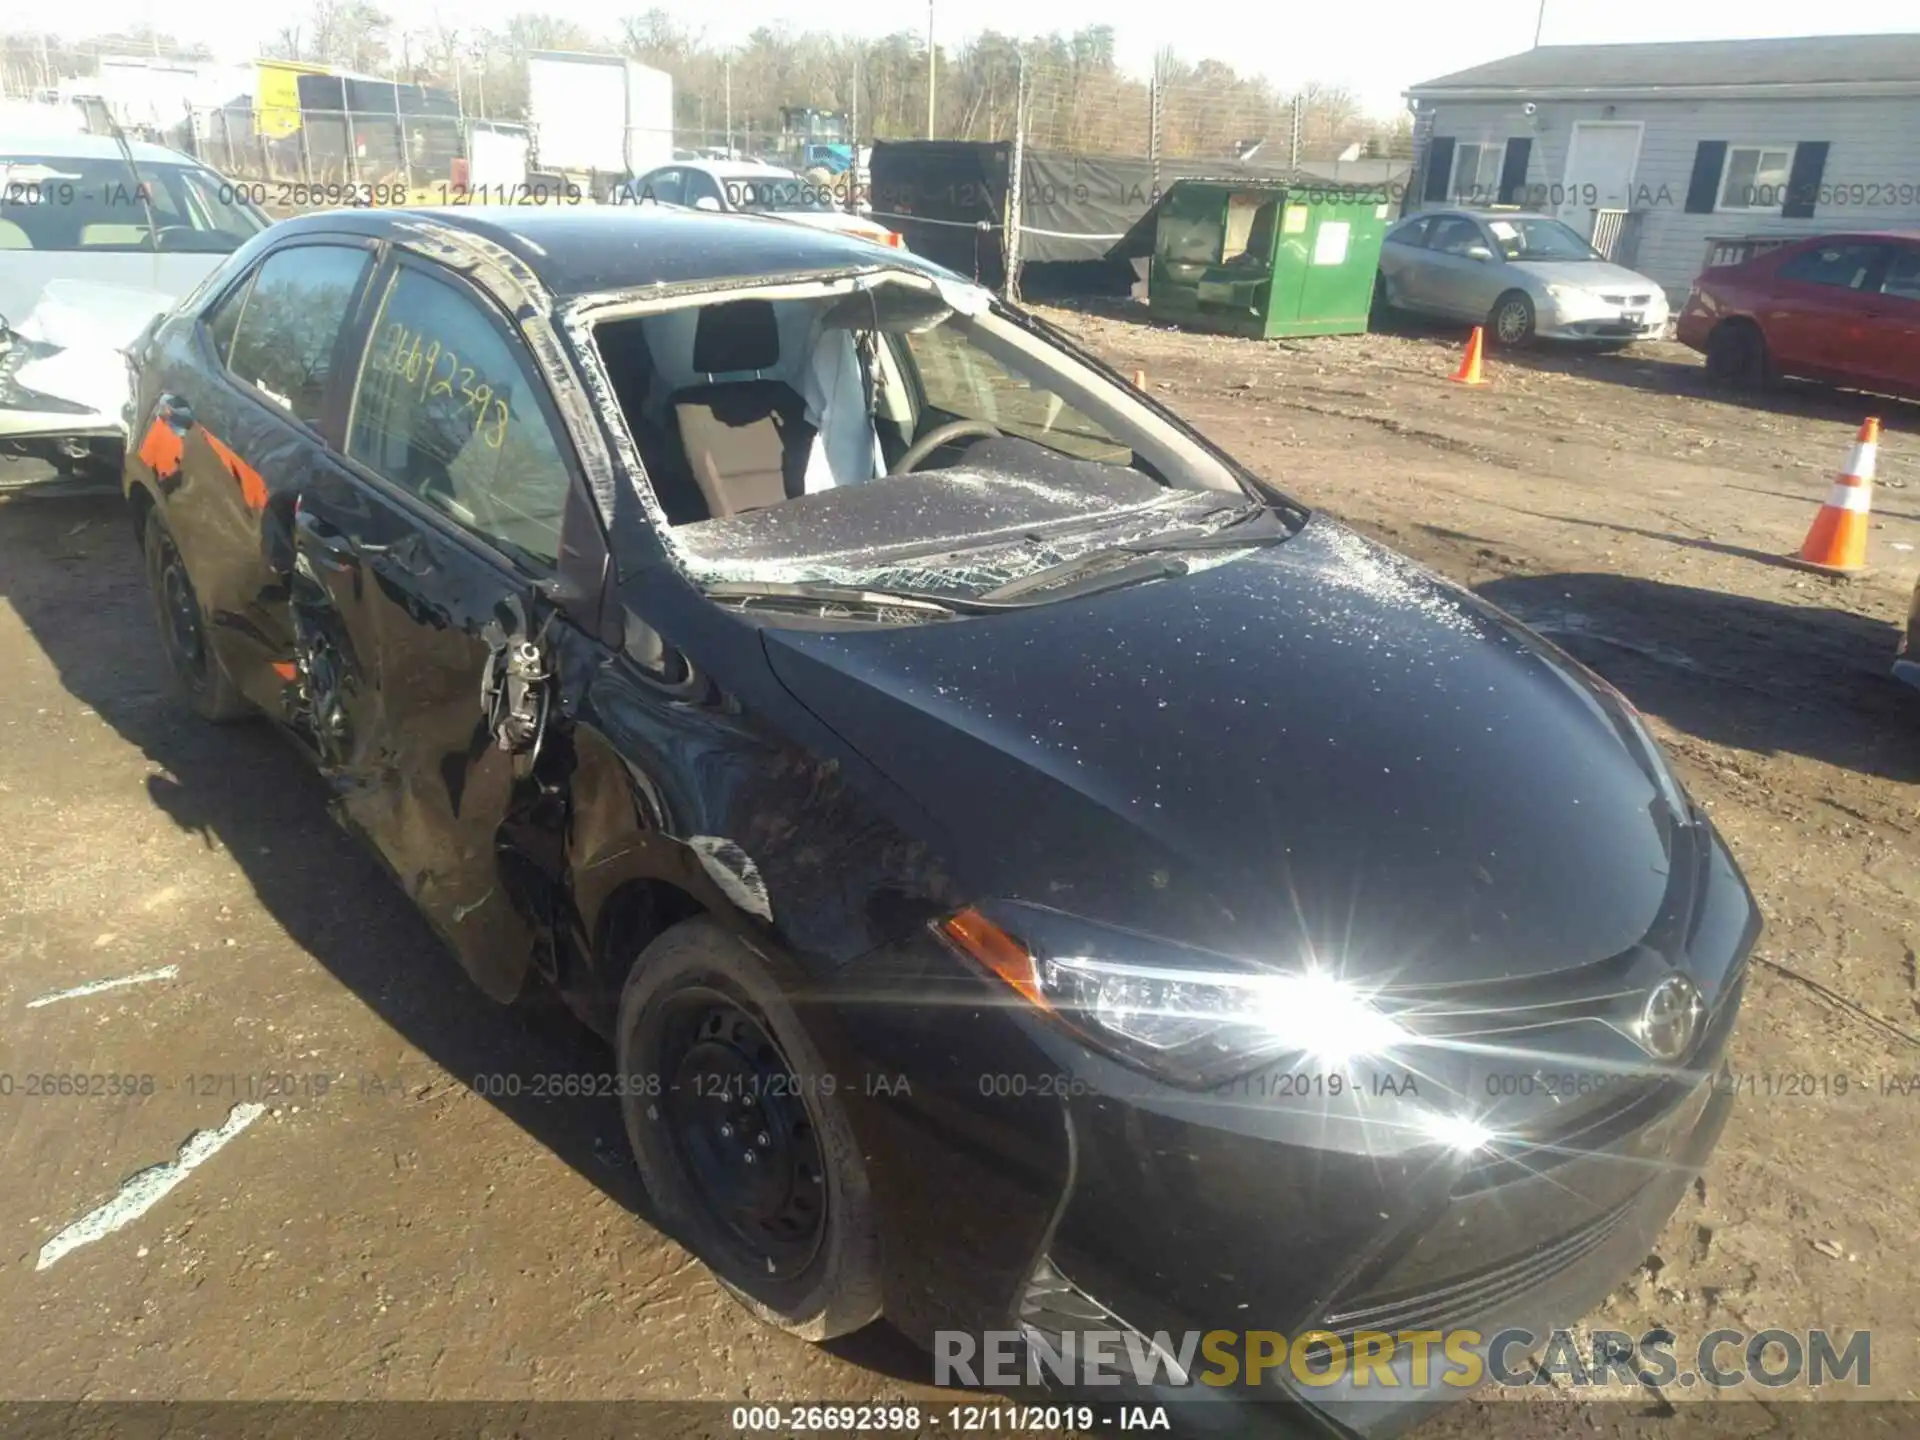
729,1404 -> 1172,1431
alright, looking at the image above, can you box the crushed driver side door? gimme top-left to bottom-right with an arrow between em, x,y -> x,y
286,249 -> 609,1001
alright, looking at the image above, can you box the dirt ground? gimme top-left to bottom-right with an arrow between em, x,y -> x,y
4,298 -> 1920,1437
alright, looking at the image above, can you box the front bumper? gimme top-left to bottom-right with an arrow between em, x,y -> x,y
830,827 -> 1757,1436
1537,306 -> 1670,342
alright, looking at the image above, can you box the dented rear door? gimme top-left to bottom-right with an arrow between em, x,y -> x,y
130,238 -> 380,711
288,251 -> 607,1001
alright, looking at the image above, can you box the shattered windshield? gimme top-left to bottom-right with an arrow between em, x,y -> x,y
0,154 -> 268,253
590,272 -> 1294,614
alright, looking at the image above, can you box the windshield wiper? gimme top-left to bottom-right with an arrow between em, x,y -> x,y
977,552 -> 1193,604
704,580 -> 1017,616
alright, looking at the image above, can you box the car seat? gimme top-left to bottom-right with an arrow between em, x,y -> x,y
667,299 -> 816,519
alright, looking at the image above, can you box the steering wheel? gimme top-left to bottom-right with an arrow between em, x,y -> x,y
890,419 -> 1003,476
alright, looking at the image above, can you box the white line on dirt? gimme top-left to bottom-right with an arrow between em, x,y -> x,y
35,1102 -> 267,1271
24,965 -> 180,1009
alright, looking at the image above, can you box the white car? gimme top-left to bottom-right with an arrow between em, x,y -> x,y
613,159 -> 903,250
2,132 -> 270,487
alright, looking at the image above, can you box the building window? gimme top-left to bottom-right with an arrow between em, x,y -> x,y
1718,145 -> 1795,212
1450,142 -> 1503,204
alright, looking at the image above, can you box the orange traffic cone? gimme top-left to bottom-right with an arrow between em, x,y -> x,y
1449,327 -> 1488,386
1796,417 -> 1880,574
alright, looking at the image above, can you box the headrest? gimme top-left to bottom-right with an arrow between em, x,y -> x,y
692,299 -> 780,375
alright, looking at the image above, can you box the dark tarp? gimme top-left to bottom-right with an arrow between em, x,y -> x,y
869,140 -> 1012,289
871,140 -> 1411,282
1027,152 -> 1410,264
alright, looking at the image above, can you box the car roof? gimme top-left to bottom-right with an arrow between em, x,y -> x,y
1407,209 -> 1567,224
679,159 -> 800,181
1782,229 -> 1920,244
268,204 -> 952,300
1,131 -> 201,166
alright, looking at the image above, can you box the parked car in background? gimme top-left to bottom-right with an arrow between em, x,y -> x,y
1375,208 -> 1670,346
614,158 -> 902,249
1676,232 -> 1920,400
124,203 -> 1752,1434
1,131 -> 269,488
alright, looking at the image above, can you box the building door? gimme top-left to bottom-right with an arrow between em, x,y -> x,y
1558,122 -> 1643,239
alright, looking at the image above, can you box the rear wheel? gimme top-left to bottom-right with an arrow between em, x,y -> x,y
616,917 -> 882,1341
141,509 -> 251,723
1489,291 -> 1536,347
1704,321 -> 1772,389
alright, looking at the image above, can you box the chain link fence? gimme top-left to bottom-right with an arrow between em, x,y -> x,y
166,108 -> 863,201
175,105 -> 472,190
991,63 -> 1409,172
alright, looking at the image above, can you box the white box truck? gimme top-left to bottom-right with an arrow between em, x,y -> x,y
526,51 -> 672,188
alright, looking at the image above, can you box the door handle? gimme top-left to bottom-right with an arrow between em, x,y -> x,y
369,531 -> 432,575
157,393 -> 193,431
294,509 -> 360,570
294,510 -> 431,575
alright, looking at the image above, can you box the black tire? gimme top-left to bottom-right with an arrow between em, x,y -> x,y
1489,290 -> 1536,348
1704,321 -> 1772,390
1370,274 -> 1396,325
141,509 -> 251,723
616,917 -> 882,1341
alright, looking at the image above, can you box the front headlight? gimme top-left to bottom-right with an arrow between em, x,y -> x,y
1543,282 -> 1603,315
940,904 -> 1410,1087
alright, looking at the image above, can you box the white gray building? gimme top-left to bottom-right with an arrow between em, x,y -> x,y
1403,34 -> 1920,302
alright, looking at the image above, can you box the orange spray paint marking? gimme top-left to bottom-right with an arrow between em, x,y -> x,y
202,431 -> 269,512
136,418 -> 185,479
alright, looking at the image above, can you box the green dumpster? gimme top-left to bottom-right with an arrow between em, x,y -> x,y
1147,178 -> 1392,339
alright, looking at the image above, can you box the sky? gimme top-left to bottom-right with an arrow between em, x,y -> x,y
33,0 -> 1920,118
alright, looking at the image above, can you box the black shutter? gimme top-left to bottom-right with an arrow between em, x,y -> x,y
1423,137 -> 1456,202
1685,141 -> 1728,214
1783,142 -> 1829,219
1498,137 -> 1533,205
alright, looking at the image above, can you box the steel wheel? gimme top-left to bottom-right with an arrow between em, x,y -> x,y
155,530 -> 208,682
141,509 -> 250,722
617,917 -> 882,1340
659,990 -> 828,1277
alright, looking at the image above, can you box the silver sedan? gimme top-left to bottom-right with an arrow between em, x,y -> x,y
1375,208 -> 1670,346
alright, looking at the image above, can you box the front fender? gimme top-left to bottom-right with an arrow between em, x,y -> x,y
559,654 -> 970,1036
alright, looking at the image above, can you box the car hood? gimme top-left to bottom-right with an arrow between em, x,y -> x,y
1,274 -> 206,442
762,515 -> 1699,985
1512,259 -> 1664,296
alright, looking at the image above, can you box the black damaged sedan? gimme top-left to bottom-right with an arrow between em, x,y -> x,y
124,206 -> 1756,1434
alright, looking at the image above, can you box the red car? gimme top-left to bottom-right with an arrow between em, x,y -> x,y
1677,232 -> 1920,399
